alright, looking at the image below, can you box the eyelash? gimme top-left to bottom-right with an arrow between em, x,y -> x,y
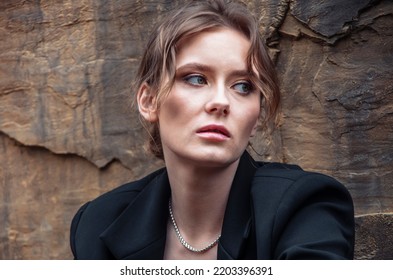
183,74 -> 207,86
181,74 -> 255,95
232,81 -> 254,95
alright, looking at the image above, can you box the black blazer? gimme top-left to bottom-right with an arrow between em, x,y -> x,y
70,152 -> 355,259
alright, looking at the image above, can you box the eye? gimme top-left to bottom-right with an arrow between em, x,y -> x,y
183,74 -> 207,86
232,81 -> 254,95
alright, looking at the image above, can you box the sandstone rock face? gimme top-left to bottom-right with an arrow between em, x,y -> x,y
355,214 -> 393,260
276,0 -> 393,217
0,132 -> 139,259
0,0 -> 392,259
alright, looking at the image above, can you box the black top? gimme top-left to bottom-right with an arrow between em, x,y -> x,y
70,152 -> 355,259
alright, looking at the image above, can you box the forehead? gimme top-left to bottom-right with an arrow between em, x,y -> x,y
175,28 -> 251,69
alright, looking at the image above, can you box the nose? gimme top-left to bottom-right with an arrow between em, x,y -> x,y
205,85 -> 230,116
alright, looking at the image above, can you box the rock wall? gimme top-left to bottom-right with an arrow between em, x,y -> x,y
0,0 -> 392,259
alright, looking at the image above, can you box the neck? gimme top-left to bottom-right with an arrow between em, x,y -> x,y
165,156 -> 240,243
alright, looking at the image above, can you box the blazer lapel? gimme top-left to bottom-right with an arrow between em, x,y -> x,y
100,170 -> 171,259
218,151 -> 258,259
99,151 -> 258,260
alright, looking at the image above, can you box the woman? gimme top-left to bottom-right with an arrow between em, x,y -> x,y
70,0 -> 355,260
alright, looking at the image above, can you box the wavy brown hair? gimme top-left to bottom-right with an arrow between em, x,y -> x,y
134,0 -> 280,159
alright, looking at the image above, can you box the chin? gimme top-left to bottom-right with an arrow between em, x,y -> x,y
188,150 -> 242,168
163,143 -> 245,168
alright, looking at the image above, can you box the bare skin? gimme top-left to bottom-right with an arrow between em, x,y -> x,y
163,160 -> 239,259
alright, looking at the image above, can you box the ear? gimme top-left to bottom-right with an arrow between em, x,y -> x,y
137,83 -> 158,122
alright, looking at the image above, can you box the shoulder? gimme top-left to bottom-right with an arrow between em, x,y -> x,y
70,168 -> 166,258
73,168 -> 166,220
252,162 -> 350,198
81,168 -> 165,212
251,161 -> 354,233
250,162 -> 355,259
251,162 -> 353,216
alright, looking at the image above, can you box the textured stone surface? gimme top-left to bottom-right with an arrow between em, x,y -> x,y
0,0 -> 392,259
276,0 -> 393,215
0,0 -> 158,169
355,214 -> 393,259
290,0 -> 372,39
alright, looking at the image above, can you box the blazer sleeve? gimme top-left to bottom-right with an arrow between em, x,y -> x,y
70,202 -> 90,259
252,168 -> 355,260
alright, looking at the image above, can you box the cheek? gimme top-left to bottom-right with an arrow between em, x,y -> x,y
244,102 -> 261,131
160,99 -> 181,121
157,89 -> 192,124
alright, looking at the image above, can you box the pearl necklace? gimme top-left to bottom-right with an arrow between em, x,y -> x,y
168,200 -> 221,253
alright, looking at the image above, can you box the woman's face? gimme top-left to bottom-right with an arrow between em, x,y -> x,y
157,28 -> 261,168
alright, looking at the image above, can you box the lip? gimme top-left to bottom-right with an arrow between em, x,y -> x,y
196,124 -> 231,141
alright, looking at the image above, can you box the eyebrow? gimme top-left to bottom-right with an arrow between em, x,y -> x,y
176,63 -> 252,79
176,63 -> 213,74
